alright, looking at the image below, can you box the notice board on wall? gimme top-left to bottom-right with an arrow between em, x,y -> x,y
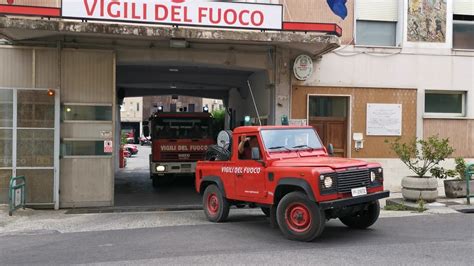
366,104 -> 402,136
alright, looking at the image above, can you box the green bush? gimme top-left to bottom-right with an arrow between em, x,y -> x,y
431,157 -> 467,180
386,136 -> 454,178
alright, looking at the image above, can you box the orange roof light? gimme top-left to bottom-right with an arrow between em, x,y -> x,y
47,89 -> 55,97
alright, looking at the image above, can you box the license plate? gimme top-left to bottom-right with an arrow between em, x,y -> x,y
351,187 -> 367,197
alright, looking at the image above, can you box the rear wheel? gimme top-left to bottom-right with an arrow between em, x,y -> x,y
203,185 -> 230,223
339,201 -> 380,229
276,192 -> 325,242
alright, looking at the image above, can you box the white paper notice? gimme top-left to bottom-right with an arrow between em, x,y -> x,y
366,104 -> 402,136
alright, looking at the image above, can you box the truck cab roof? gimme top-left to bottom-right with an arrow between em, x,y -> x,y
233,126 -> 314,134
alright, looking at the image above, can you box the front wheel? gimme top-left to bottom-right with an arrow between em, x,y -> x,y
276,192 -> 325,242
203,185 -> 230,223
339,201 -> 380,229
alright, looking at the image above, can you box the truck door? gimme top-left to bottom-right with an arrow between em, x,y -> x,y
234,135 -> 266,199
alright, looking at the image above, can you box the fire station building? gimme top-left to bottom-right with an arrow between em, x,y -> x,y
0,0 -> 472,209
0,0 -> 341,209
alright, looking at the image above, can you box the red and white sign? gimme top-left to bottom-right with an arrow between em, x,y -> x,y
62,0 -> 283,30
104,140 -> 113,153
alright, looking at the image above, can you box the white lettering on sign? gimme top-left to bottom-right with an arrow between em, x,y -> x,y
221,167 -> 262,174
62,0 -> 283,30
178,154 -> 191,159
161,145 -> 208,152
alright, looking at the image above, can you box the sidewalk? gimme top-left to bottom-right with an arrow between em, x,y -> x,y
1,190 -> 472,236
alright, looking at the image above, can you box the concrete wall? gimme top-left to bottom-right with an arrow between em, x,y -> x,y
121,97 -> 143,122
281,0 -> 354,44
60,49 -> 115,208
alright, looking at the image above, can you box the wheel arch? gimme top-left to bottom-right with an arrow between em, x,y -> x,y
200,175 -> 227,197
274,178 -> 316,205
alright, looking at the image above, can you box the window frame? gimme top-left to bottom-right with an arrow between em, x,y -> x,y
355,20 -> 398,47
61,103 -> 113,122
424,90 -> 467,118
61,138 -> 113,158
452,19 -> 474,50
237,135 -> 262,161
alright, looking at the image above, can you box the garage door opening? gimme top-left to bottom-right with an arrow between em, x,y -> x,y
114,63 -> 272,208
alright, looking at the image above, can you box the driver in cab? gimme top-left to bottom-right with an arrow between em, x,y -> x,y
238,135 -> 259,160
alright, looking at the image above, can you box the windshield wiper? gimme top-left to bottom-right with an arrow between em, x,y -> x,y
292,145 -> 314,151
268,146 -> 291,151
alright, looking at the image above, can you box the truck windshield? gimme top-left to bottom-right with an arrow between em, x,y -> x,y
260,128 -> 323,151
153,117 -> 212,139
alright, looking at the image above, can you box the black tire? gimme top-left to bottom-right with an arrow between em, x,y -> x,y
339,201 -> 380,229
205,145 -> 231,161
276,192 -> 325,242
261,207 -> 270,217
203,185 -> 230,223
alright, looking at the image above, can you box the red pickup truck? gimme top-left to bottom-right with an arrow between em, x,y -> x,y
195,126 -> 389,241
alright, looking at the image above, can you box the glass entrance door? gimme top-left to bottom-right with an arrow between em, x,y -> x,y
0,88 -> 59,208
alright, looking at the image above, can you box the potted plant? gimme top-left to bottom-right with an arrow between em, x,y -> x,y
431,158 -> 474,198
387,136 -> 454,202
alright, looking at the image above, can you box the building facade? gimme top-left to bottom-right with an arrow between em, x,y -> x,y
0,0 -> 471,208
0,0 -> 340,208
287,0 -> 474,187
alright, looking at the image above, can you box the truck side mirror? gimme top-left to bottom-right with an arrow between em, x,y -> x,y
327,144 -> 334,156
251,147 -> 261,160
142,121 -> 150,138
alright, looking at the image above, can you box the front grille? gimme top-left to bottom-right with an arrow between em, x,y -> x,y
160,153 -> 204,161
336,169 -> 371,193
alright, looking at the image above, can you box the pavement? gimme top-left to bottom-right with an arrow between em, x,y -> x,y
115,146 -> 201,208
0,191 -> 468,236
0,208 -> 472,265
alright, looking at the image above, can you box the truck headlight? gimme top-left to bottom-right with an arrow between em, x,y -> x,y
323,176 -> 333,188
156,165 -> 166,172
370,171 -> 376,182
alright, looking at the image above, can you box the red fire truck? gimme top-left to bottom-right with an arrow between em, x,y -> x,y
145,108 -> 215,187
196,126 -> 389,241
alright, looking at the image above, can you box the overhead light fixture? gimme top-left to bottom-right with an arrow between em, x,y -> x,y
170,85 -> 177,89
170,39 -> 188,48
169,68 -> 179,72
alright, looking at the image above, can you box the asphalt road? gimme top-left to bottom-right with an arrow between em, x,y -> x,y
115,145 -> 201,207
1,213 -> 473,265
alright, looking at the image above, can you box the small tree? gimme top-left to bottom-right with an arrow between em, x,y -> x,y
387,136 -> 454,177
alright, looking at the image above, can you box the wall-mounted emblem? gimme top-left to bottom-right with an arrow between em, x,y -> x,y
293,54 -> 313,81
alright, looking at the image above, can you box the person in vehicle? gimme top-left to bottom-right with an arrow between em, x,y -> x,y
238,135 -> 259,160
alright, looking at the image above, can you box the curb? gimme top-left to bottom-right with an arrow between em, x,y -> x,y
64,205 -> 203,214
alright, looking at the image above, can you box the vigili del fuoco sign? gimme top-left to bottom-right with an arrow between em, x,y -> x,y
0,0 -> 342,36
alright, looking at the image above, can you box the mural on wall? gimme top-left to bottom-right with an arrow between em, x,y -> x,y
407,0 -> 447,43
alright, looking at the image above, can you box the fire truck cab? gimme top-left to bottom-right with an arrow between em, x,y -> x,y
145,109 -> 215,187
